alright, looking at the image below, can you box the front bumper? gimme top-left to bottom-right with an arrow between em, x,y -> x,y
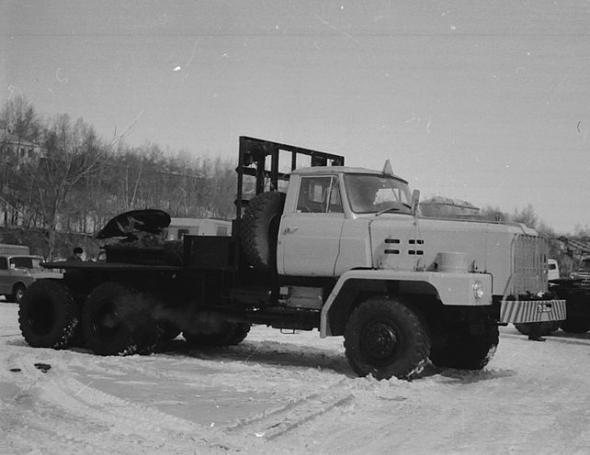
500,299 -> 566,324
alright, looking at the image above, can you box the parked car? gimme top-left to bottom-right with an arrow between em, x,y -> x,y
0,255 -> 63,303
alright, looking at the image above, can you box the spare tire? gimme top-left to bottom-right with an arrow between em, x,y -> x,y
19,279 -> 79,349
240,191 -> 286,270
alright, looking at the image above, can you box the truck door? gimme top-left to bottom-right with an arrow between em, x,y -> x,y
279,175 -> 344,276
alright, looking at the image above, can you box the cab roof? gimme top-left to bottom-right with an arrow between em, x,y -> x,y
290,166 -> 408,183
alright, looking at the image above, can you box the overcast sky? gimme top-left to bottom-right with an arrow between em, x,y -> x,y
2,0 -> 590,233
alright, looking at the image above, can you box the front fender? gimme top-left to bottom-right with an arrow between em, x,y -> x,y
320,269 -> 492,337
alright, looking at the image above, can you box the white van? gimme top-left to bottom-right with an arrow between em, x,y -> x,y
547,259 -> 560,281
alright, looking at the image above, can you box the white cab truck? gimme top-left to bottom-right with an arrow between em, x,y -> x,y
20,137 -> 566,380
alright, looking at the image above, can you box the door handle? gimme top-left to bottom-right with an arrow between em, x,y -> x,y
283,226 -> 298,234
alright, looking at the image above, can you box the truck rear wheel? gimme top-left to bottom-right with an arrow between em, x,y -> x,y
430,323 -> 499,370
240,191 -> 286,270
344,298 -> 430,380
82,282 -> 158,356
18,279 -> 79,349
184,322 -> 251,347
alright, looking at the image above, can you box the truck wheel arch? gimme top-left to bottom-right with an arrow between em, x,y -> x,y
324,278 -> 439,337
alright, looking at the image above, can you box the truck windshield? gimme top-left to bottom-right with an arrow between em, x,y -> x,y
580,259 -> 590,272
344,174 -> 412,214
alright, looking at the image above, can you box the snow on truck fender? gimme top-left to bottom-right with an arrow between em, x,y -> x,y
320,269 -> 492,337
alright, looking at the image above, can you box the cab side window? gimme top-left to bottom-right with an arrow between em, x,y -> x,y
0,257 -> 7,270
296,176 -> 343,213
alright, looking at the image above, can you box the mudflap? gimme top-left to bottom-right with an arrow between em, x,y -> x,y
500,299 -> 566,324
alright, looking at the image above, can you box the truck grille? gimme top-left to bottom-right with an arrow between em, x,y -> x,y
511,234 -> 547,296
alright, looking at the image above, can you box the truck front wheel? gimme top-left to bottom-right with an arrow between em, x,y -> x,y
19,279 -> 79,349
344,298 -> 430,380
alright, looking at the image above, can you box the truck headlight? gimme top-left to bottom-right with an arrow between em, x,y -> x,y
473,281 -> 485,300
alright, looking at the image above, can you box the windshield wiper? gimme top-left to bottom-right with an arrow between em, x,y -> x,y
375,202 -> 411,217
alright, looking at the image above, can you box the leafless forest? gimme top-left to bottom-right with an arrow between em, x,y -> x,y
0,96 -> 235,257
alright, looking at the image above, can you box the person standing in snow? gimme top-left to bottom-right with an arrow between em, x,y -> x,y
527,323 -> 545,342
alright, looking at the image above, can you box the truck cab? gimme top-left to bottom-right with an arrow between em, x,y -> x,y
278,166 -> 413,276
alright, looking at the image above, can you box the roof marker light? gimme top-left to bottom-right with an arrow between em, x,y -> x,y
383,160 -> 394,176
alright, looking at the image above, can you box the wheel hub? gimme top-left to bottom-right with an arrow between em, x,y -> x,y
362,321 -> 399,361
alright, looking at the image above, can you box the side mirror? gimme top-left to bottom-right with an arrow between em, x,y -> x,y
411,189 -> 420,216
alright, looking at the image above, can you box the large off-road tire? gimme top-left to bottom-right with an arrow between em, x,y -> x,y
514,321 -> 561,336
240,192 -> 286,270
184,322 -> 251,347
430,323 -> 499,370
10,283 -> 26,304
18,279 -> 79,349
82,282 -> 158,356
560,318 -> 590,334
344,298 -> 430,380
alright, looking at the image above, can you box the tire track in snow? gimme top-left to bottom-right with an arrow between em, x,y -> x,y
9,356 -> 236,453
225,379 -> 354,440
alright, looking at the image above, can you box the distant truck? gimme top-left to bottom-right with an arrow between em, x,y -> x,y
19,137 -> 566,380
0,244 -> 62,303
570,256 -> 590,283
547,256 -> 590,334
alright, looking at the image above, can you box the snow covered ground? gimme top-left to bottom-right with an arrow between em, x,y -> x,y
1,301 -> 589,455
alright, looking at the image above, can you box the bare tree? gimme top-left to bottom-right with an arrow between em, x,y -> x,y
511,204 -> 538,229
32,115 -> 105,258
0,95 -> 42,226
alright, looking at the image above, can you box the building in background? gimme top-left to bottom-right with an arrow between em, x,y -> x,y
167,218 -> 232,240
